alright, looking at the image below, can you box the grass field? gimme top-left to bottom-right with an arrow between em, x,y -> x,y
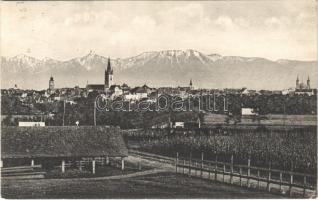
1,172 -> 284,198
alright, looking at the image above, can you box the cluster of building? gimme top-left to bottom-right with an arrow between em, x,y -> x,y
85,58 -> 195,101
2,58 -> 316,113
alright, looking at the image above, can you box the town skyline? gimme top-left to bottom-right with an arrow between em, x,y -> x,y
2,49 -> 317,90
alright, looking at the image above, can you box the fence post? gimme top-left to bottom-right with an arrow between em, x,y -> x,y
257,170 -> 260,189
189,152 -> 192,177
92,159 -> 96,174
106,156 -> 110,165
247,156 -> 251,188
239,167 -> 242,186
61,159 -> 65,173
303,176 -> 306,197
289,162 -> 294,197
176,152 -> 179,173
267,162 -> 271,192
289,173 -> 293,197
121,157 -> 125,171
201,152 -> 204,178
230,154 -> 234,184
195,161 -> 198,176
223,164 -> 225,182
208,162 -> 211,179
279,172 -> 283,191
215,151 -> 218,181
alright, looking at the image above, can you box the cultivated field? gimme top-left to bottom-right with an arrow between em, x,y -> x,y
124,127 -> 317,174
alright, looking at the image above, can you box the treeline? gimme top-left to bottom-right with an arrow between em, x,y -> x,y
1,93 -> 317,127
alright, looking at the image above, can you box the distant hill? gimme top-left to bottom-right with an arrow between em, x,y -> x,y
1,49 -> 317,90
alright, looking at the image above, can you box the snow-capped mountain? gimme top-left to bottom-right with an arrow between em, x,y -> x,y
1,50 -> 317,90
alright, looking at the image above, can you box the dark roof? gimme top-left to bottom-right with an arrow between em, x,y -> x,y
130,84 -> 153,94
130,86 -> 147,94
1,126 -> 128,159
86,84 -> 104,91
172,112 -> 200,122
146,113 -> 171,127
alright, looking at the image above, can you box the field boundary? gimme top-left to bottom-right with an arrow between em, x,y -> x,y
127,150 -> 317,198
176,153 -> 317,198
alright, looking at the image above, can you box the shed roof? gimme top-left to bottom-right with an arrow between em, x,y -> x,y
1,126 -> 128,159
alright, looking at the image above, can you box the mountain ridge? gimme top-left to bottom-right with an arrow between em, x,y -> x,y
1,49 -> 317,90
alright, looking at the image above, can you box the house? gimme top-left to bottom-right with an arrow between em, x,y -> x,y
282,88 -> 295,95
241,88 -> 259,96
18,121 -> 45,127
295,89 -> 315,96
127,85 -> 148,100
241,108 -> 256,116
241,88 -> 249,95
172,112 -> 201,129
121,83 -> 130,94
109,85 -> 123,97
203,113 -> 228,125
174,122 -> 185,128
148,114 -> 172,129
86,84 -> 105,93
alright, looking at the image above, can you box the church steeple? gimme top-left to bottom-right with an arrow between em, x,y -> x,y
106,57 -> 113,74
189,79 -> 193,90
307,75 -> 310,89
105,57 -> 114,91
296,75 -> 300,89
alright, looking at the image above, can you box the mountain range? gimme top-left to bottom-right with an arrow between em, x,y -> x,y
1,49 -> 317,90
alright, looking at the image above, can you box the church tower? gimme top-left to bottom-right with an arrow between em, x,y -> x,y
307,76 -> 310,89
105,57 -> 113,91
189,79 -> 193,90
296,75 -> 300,89
49,76 -> 55,94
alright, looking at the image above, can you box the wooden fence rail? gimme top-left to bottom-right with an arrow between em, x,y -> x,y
175,153 -> 316,198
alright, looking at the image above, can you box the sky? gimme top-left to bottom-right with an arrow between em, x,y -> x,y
1,1 -> 317,61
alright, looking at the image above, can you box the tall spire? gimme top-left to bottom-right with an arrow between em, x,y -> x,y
107,57 -> 112,72
307,75 -> 310,89
190,79 -> 192,86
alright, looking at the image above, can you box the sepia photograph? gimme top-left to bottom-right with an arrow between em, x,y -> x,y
1,0 -> 317,199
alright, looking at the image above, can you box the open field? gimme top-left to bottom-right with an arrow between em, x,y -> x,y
1,172 -> 284,199
125,127 -> 317,174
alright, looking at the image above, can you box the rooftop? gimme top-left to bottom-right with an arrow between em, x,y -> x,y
1,126 -> 128,159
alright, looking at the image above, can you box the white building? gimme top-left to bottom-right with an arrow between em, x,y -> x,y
124,92 -> 147,101
241,108 -> 256,116
174,122 -> 185,128
18,122 -> 45,127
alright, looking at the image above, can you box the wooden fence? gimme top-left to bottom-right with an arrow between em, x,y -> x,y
175,152 -> 317,198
